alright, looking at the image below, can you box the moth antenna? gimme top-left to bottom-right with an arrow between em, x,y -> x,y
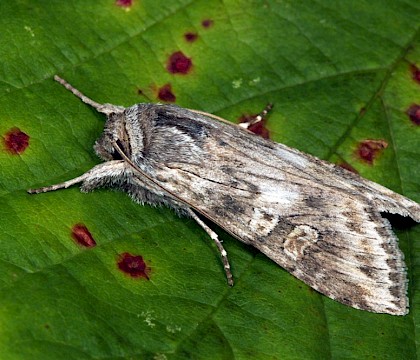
54,75 -> 124,115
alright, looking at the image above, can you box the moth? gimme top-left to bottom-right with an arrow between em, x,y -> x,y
29,75 -> 420,316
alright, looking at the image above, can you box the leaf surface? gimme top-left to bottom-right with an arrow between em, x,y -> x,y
0,1 -> 419,359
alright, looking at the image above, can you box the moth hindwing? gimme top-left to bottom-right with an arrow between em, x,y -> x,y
28,75 -> 420,316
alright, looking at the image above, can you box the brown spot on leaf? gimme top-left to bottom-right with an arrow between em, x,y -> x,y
115,0 -> 132,7
184,32 -> 198,42
202,19 -> 214,28
157,83 -> 176,102
71,224 -> 96,248
338,161 -> 359,174
2,127 -> 30,155
410,64 -> 420,84
167,51 -> 192,74
118,252 -> 150,279
238,114 -> 270,139
356,139 -> 388,165
248,121 -> 270,139
407,104 -> 420,125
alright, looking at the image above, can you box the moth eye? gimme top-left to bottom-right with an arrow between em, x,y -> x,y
116,139 -> 124,150
107,141 -> 122,160
111,149 -> 123,160
108,139 -> 130,160
116,136 -> 131,157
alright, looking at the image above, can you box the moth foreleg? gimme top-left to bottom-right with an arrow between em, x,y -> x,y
27,160 -> 125,194
187,209 -> 234,286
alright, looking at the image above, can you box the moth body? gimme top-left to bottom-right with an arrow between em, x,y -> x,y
28,76 -> 420,316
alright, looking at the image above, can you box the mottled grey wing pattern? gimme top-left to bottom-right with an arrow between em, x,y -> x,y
149,106 -> 420,315
29,78 -> 420,316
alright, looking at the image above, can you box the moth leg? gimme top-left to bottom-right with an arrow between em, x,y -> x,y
27,160 -> 125,194
187,208 -> 234,286
54,75 -> 124,115
238,103 -> 273,129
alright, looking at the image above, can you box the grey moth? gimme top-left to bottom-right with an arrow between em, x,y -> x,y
28,76 -> 420,316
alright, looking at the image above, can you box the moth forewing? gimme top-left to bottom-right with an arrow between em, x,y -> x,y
28,75 -> 420,316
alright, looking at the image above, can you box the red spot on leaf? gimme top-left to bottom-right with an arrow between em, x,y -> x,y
115,0 -> 132,7
338,161 -> 359,174
158,83 -> 176,102
72,224 -> 96,248
359,107 -> 367,116
118,252 -> 150,279
184,32 -> 198,42
2,127 -> 29,155
238,114 -> 270,139
407,104 -> 420,125
167,51 -> 192,74
247,122 -> 270,139
356,139 -> 388,165
201,19 -> 214,28
410,64 -> 420,84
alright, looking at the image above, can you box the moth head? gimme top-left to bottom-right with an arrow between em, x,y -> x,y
94,104 -> 159,163
94,110 -> 132,161
52,76 -> 138,162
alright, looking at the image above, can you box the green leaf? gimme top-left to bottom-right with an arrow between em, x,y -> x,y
1,0 -> 419,359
